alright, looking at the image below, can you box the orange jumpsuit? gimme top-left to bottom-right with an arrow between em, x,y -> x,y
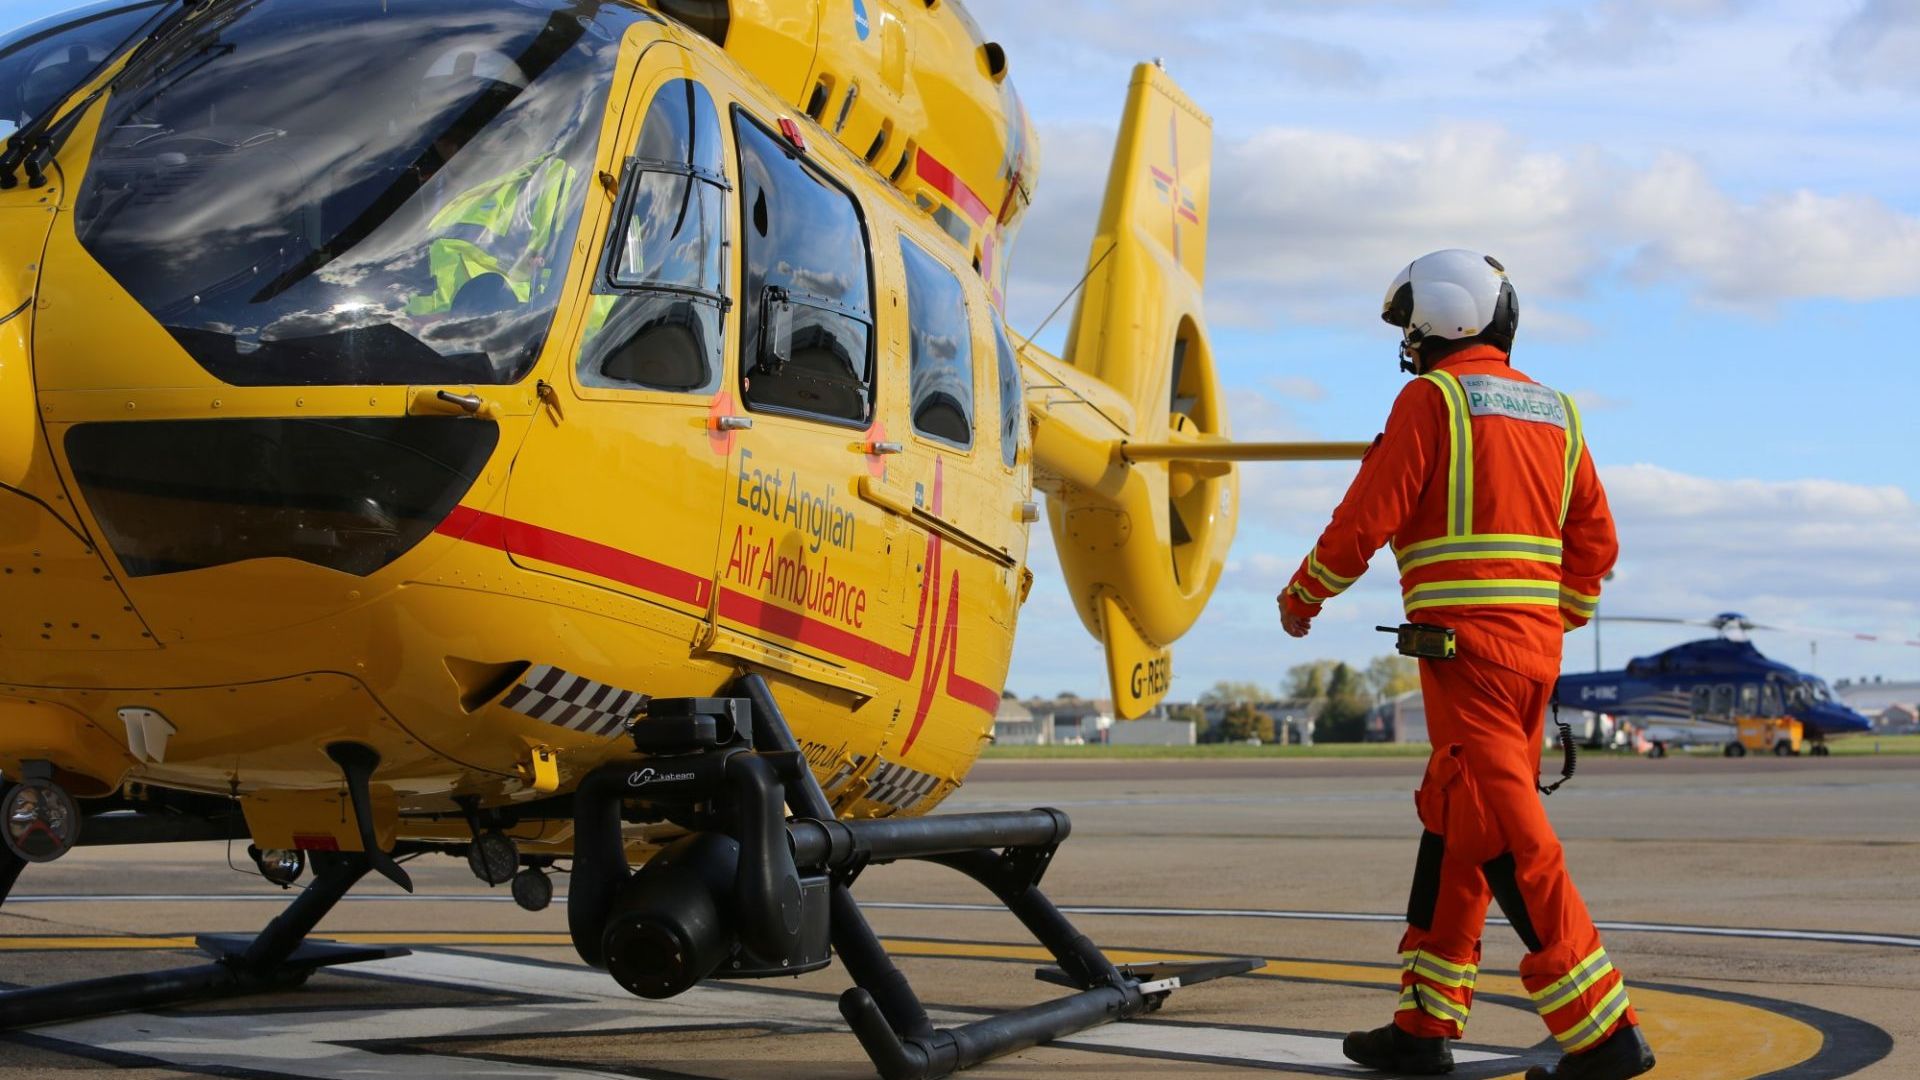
1281,346 -> 1634,1054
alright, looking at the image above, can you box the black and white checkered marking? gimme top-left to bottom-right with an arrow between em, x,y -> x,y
857,756 -> 944,813
500,665 -> 645,737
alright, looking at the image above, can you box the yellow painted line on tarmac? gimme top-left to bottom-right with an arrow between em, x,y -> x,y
0,935 -> 200,950
0,932 -> 1830,1078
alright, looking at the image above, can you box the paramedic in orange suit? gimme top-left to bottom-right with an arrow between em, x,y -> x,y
1278,250 -> 1655,1080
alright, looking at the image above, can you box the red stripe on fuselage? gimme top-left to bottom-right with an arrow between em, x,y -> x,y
714,586 -> 912,680
435,507 -> 710,608
916,148 -> 992,226
433,507 -> 997,719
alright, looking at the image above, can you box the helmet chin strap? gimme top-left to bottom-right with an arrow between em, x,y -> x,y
1398,337 -> 1422,375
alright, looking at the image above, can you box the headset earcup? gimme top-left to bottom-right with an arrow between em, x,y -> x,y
1489,280 -> 1518,351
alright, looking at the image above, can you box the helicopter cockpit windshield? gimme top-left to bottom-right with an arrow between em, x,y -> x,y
1786,679 -> 1831,711
73,0 -> 644,387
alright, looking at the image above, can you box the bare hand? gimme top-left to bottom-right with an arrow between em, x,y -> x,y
1280,605 -> 1312,639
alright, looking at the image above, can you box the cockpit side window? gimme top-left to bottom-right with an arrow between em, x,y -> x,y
0,0 -> 161,141
734,111 -> 874,425
991,311 -> 1024,469
900,237 -> 974,450
581,78 -> 729,394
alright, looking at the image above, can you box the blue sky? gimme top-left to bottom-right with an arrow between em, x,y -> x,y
7,0 -> 1917,697
964,0 -> 1920,696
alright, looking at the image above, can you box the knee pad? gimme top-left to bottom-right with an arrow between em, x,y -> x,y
1407,830 -> 1445,931
1482,853 -> 1544,952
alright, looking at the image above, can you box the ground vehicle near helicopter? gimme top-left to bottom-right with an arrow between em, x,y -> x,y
0,1 -> 1357,1074
1556,615 -> 1877,758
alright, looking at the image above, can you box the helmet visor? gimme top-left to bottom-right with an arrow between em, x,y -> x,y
1381,280 -> 1415,329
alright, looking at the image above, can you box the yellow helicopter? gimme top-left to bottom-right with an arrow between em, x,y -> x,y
0,1 -> 1361,1074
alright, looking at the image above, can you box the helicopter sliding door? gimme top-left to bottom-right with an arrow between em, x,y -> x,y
501,44 -> 731,625
703,102 -> 905,733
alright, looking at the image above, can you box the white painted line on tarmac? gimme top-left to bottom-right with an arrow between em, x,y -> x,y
10,894 -> 1917,949
25,949 -> 1517,1078
860,902 -> 1920,951
1057,1022 -> 1515,1071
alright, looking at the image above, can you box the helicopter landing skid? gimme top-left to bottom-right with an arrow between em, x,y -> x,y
0,847 -> 407,1030
734,675 -> 1264,1080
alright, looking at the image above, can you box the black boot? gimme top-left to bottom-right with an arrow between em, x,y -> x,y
1343,1022 -> 1455,1075
1525,1025 -> 1655,1080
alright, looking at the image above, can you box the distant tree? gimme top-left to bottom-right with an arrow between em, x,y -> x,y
1284,661 -> 1338,700
1166,702 -> 1206,726
1219,703 -> 1276,744
1317,662 -> 1371,743
1363,655 -> 1421,704
1199,680 -> 1268,706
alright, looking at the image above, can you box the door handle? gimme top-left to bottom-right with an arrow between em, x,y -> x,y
863,441 -> 904,455
715,415 -> 754,432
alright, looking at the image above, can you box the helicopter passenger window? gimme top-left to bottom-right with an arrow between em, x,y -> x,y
735,112 -> 874,424
1710,684 -> 1734,718
581,79 -> 728,394
992,312 -> 1024,469
1737,683 -> 1759,718
1690,685 -> 1712,718
1761,682 -> 1783,717
900,238 -> 974,449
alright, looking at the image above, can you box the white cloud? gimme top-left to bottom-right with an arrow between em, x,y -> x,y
966,0 -> 1389,88
1570,388 -> 1630,412
1495,0 -> 1753,74
1616,153 -> 1920,304
1266,375 -> 1329,402
1005,118 -> 1920,341
1827,0 -> 1920,94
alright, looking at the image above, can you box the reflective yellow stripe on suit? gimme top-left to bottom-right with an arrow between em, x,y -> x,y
1532,947 -> 1615,1015
1559,390 -> 1584,527
1306,553 -> 1358,596
1396,534 -> 1564,573
1405,579 -> 1562,613
1401,949 -> 1478,990
1559,585 -> 1600,619
1554,980 -> 1633,1052
1422,371 -> 1475,537
1399,984 -> 1472,1027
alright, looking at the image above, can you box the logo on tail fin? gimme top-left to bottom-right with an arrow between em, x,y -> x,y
1149,114 -> 1201,260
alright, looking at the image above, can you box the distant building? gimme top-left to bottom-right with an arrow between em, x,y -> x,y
1013,696 -> 1117,745
1877,702 -> 1919,734
1108,717 -> 1197,746
1047,698 -> 1114,745
1367,690 -> 1429,745
1836,679 -> 1920,726
1196,698 -> 1318,745
992,695 -> 1046,745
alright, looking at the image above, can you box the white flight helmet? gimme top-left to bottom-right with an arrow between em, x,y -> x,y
1380,249 -> 1519,373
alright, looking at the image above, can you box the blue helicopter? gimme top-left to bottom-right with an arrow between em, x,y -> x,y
1554,613 -> 1881,758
